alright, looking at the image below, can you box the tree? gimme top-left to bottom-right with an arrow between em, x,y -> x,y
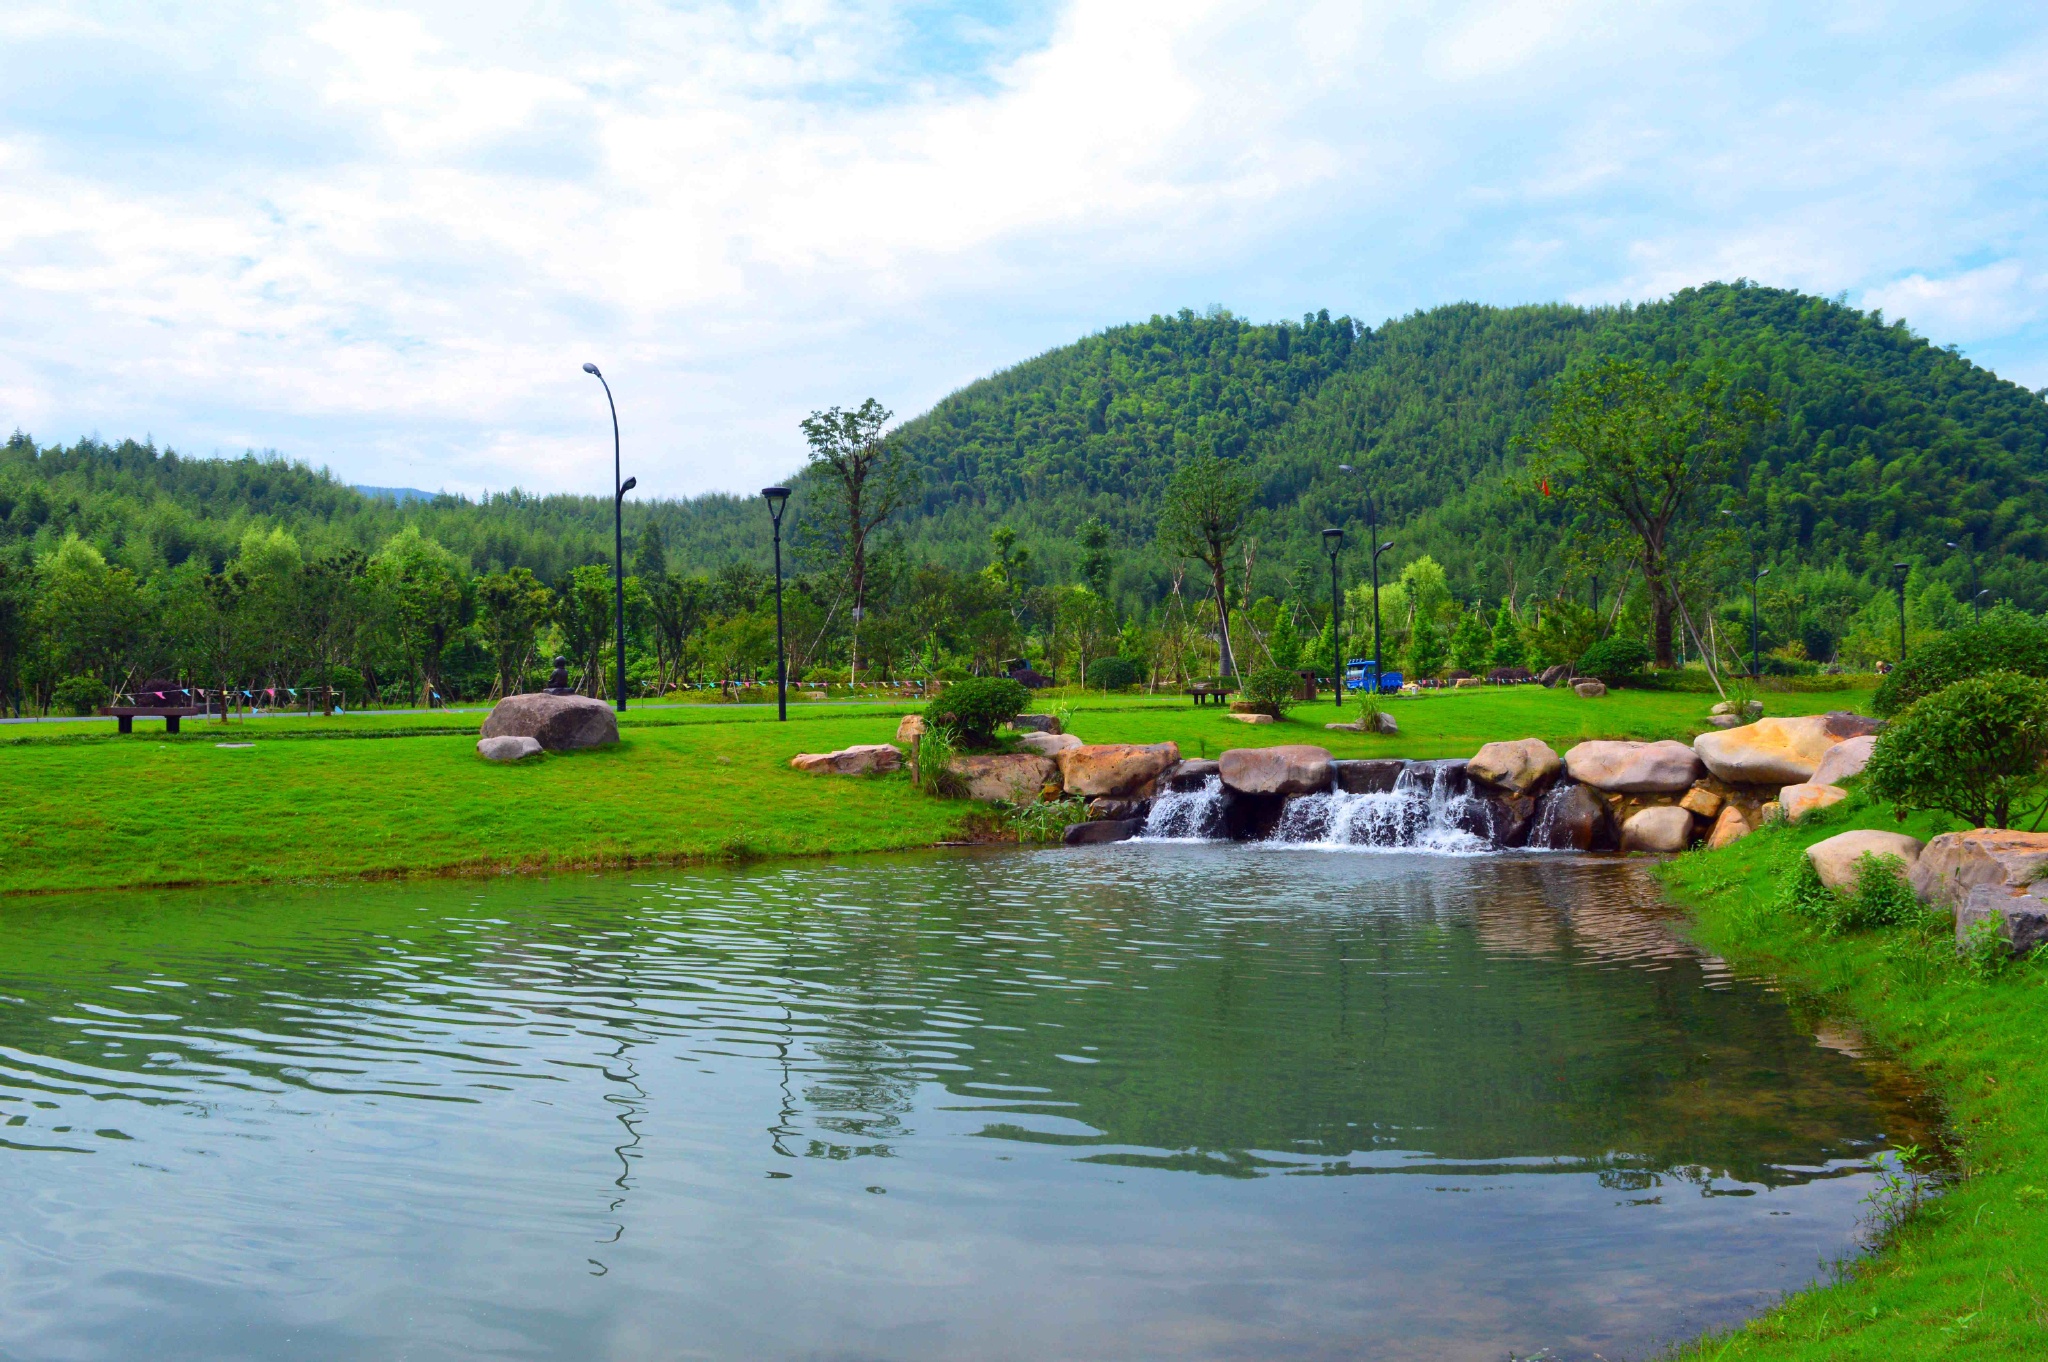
1159,453 -> 1257,678
1866,673 -> 2048,829
1486,600 -> 1525,669
559,564 -> 614,696
1407,614 -> 1448,679
800,399 -> 910,688
1532,359 -> 1770,667
34,536 -> 145,691
645,572 -> 707,692
1052,587 -> 1116,684
0,560 -> 27,716
297,550 -> 369,713
369,528 -> 465,707
476,567 -> 554,699
1450,610 -> 1491,672
1873,606 -> 2048,716
1077,517 -> 1114,599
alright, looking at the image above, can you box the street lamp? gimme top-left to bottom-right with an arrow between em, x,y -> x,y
584,362 -> 633,712
1322,527 -> 1344,706
1748,564 -> 1769,678
762,486 -> 792,721
1337,464 -> 1394,693
1893,562 -> 1911,663
1947,540 -> 1983,621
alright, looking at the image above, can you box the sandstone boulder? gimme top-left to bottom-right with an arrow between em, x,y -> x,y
1538,663 -> 1570,687
1804,829 -> 1925,893
1063,818 -> 1140,846
1218,744 -> 1335,796
1706,804 -> 1754,850
1563,740 -> 1703,794
1679,785 -> 1724,818
1909,829 -> 2048,912
477,735 -> 543,762
1573,680 -> 1608,698
1779,782 -> 1848,822
1526,782 -> 1616,851
1334,759 -> 1406,794
1165,759 -> 1220,792
1693,713 -> 1880,786
1367,710 -> 1400,735
1621,804 -> 1695,853
1087,796 -> 1148,821
1710,699 -> 1764,720
1466,738 -> 1562,794
1957,883 -> 2048,958
895,713 -> 927,745
480,692 -> 620,751
790,744 -> 903,776
1010,713 -> 1062,734
1017,731 -> 1083,757
948,753 -> 1057,803
1229,712 -> 1276,724
1811,734 -> 1877,787
1057,742 -> 1179,798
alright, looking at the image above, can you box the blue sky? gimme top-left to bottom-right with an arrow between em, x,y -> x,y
2,1 -> 2044,498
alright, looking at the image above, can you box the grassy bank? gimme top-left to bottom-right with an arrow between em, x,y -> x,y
2,684 -> 1873,897
1660,799 -> 2048,1359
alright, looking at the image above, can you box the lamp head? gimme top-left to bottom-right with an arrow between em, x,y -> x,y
762,485 -> 792,522
1321,526 -> 1344,555
619,476 -> 636,495
1378,540 -> 1394,555
1946,541 -> 1959,549
582,362 -> 601,376
1337,464 -> 1354,473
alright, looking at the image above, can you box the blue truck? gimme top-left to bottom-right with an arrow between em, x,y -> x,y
1344,659 -> 1404,694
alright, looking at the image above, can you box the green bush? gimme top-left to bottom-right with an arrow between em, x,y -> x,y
1841,853 -> 1921,931
911,724 -> 968,797
1239,666 -> 1299,717
1087,656 -> 1141,691
1866,671 -> 2048,828
1576,635 -> 1652,684
923,676 -> 1031,748
52,675 -> 110,716
1874,606 -> 2048,716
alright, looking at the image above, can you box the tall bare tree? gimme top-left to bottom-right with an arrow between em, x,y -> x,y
1159,452 -> 1257,679
800,399 -> 911,686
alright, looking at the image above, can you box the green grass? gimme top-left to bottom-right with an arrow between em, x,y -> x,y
0,684 -> 1874,897
1659,796 -> 2048,1359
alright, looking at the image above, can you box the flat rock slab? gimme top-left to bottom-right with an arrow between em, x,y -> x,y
477,735 -> 543,762
1219,744 -> 1335,796
949,753 -> 1057,803
1679,785 -> 1724,818
480,693 -> 620,751
1805,829 -> 1925,893
1621,804 -> 1695,852
1812,734 -> 1877,787
1010,714 -> 1063,734
1466,738 -> 1561,794
1063,818 -> 1139,846
1563,740 -> 1702,794
1057,743 -> 1179,798
791,744 -> 903,776
1910,828 -> 2048,911
1229,712 -> 1276,724
1779,782 -> 1848,821
1165,759 -> 1221,792
1017,731 -> 1083,757
1693,713 -> 1878,786
1573,680 -> 1607,698
1334,759 -> 1406,795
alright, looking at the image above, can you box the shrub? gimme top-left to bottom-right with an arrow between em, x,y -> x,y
1239,666 -> 1299,717
1841,853 -> 1920,931
922,675 -> 1030,748
52,675 -> 110,716
1576,635 -> 1652,684
1087,656 -> 1141,691
1865,671 -> 2048,828
1874,606 -> 2048,716
911,725 -> 967,797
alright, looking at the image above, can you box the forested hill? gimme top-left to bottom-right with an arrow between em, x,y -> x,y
5,281 -> 2047,608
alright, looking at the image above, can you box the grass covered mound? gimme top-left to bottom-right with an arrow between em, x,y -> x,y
1662,795 -> 2048,1359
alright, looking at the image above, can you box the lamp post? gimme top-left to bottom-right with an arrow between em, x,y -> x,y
583,363 -> 634,712
1337,464 -> 1394,698
1893,562 -> 1911,663
1748,563 -> 1769,678
1947,540 -> 1982,621
1322,527 -> 1344,706
762,486 -> 792,721
1976,589 -> 1993,617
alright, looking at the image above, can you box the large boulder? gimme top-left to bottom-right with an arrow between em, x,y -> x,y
477,735 -> 543,762
1563,740 -> 1703,794
1218,744 -> 1335,796
1957,883 -> 2048,958
1779,782 -> 1848,822
1693,713 -> 1880,786
1573,680 -> 1608,698
1537,663 -> 1570,687
1010,713 -> 1062,735
895,713 -> 927,745
1017,731 -> 1083,757
790,744 -> 903,775
1811,734 -> 1878,787
1334,758 -> 1407,794
1706,804 -> 1753,850
1621,805 -> 1695,853
1527,782 -> 1617,851
949,753 -> 1058,803
1063,818 -> 1140,846
1805,829 -> 1925,893
1057,742 -> 1179,798
1164,758 -> 1220,792
480,692 -> 620,751
1466,738 -> 1561,794
1909,829 -> 2048,912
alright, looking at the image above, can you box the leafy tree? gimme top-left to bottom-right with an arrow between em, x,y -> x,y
558,564 -> 614,696
1486,600 -> 1526,668
1159,453 -> 1257,678
1076,517 -> 1114,599
370,528 -> 465,706
34,536 -> 144,690
1239,666 -> 1300,717
1872,607 -> 2048,716
1407,614 -> 1448,679
1268,610 -> 1303,670
1450,610 -> 1491,672
800,398 -> 910,686
1532,359 -> 1770,667
1088,656 -> 1140,691
476,567 -> 555,699
1576,635 -> 1653,684
924,676 -> 1030,747
1866,673 -> 2048,828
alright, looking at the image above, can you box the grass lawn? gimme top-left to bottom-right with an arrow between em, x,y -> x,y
1661,799 -> 2048,1359
2,683 -> 1872,898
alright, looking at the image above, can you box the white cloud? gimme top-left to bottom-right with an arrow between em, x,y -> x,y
0,0 -> 2043,499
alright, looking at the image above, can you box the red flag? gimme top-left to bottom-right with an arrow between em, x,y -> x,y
1540,478 -> 1551,497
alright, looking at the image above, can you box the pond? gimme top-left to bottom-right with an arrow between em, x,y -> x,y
0,845 -> 1935,1361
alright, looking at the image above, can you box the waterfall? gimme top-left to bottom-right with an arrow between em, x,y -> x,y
1263,760 -> 1504,854
1140,776 -> 1228,840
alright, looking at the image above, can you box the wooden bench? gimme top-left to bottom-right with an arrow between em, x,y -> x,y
100,706 -> 205,734
1188,682 -> 1235,707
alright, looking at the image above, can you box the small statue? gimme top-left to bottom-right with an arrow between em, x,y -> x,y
545,656 -> 573,695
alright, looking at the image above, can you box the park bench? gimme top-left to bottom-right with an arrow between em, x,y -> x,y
100,704 -> 205,734
1188,681 -> 1235,706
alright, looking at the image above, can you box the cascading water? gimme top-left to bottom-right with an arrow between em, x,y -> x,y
1265,759 -> 1502,853
1140,776 -> 1228,840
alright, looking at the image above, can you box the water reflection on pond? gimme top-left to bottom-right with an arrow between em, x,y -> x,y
0,845 -> 1935,1361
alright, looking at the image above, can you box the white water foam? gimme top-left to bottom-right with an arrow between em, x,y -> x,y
1139,776 -> 1227,841
1266,760 -> 1501,855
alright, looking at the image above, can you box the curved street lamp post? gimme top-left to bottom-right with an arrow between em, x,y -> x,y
1893,562 -> 1911,663
583,363 -> 634,712
1748,563 -> 1769,678
1337,464 -> 1394,699
762,487 -> 792,721
1322,528 -> 1344,706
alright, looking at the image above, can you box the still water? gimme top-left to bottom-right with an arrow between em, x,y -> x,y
0,845 -> 1933,1362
